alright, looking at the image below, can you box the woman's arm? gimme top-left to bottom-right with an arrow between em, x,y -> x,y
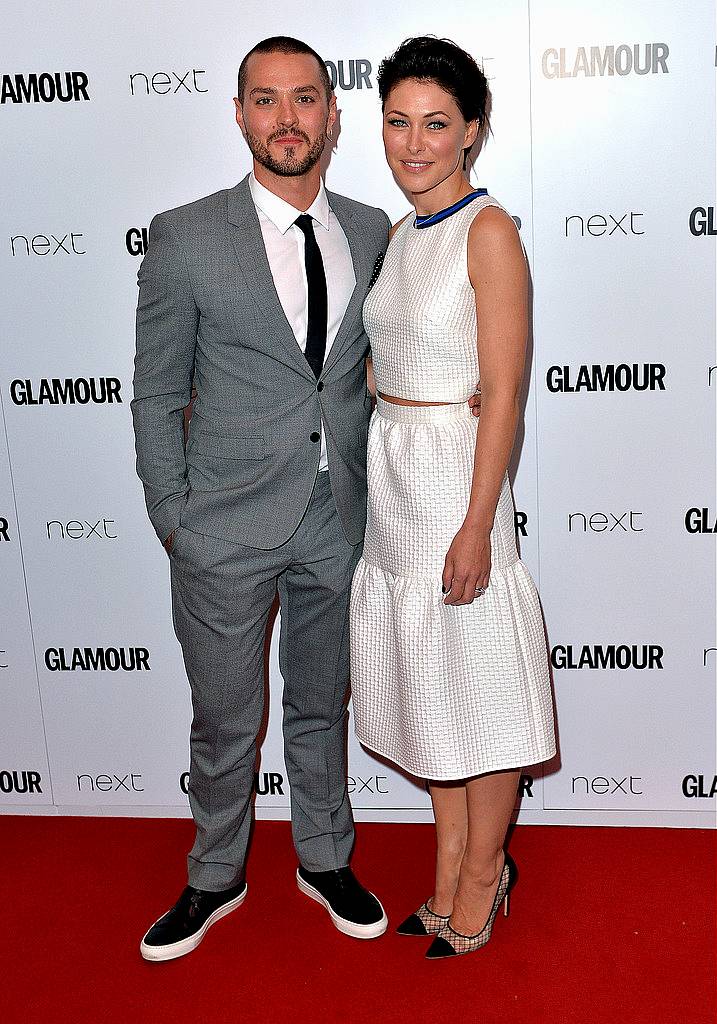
365,215 -> 411,399
366,356 -> 376,397
442,207 -> 528,605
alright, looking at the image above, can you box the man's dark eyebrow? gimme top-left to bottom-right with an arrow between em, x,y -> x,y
249,84 -> 320,97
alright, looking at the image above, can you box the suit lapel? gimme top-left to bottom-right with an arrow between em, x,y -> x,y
226,176 -> 314,381
320,192 -> 373,378
226,177 -> 372,381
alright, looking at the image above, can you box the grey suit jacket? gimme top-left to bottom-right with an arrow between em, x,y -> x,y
132,175 -> 390,549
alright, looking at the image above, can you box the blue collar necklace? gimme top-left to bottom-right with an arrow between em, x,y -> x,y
414,189 -> 488,229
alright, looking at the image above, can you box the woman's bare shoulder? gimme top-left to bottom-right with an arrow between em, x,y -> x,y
389,213 -> 412,240
468,204 -> 520,246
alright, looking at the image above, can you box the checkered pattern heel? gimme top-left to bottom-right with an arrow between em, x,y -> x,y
425,854 -> 516,959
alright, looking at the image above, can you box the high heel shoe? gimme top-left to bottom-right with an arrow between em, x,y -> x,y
425,853 -> 516,959
396,899 -> 450,936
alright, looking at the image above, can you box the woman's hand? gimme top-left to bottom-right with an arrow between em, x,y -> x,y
442,523 -> 491,605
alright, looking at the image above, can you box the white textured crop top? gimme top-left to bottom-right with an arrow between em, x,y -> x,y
364,192 -> 510,402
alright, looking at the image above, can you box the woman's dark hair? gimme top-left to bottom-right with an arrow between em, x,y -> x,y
377,36 -> 491,157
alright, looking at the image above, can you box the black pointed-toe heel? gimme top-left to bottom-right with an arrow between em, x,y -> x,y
396,899 -> 450,936
425,853 -> 516,960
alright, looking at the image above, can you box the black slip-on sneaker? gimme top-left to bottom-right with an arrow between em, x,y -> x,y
140,881 -> 247,962
297,866 -> 387,939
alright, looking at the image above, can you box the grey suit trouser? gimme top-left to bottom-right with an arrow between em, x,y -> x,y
170,471 -> 360,891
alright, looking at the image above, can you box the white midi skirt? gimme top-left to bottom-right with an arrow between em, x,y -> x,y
350,398 -> 556,780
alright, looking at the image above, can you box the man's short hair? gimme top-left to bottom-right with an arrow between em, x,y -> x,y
237,36 -> 332,103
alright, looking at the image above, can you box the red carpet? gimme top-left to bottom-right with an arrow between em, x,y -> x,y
3,818 -> 714,1024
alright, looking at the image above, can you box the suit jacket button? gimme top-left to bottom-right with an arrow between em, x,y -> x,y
317,381 -> 324,392
310,431 -> 320,442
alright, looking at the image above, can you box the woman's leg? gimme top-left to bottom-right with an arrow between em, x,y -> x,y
427,781 -> 469,915
449,769 -> 520,934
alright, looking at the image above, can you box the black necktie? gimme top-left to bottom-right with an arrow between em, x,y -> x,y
295,214 -> 327,378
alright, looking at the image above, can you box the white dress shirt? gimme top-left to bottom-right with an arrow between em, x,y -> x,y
249,172 -> 356,471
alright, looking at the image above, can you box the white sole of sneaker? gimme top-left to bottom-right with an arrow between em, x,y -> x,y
296,870 -> 388,939
139,884 -> 248,962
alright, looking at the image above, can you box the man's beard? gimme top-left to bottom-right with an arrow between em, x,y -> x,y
246,128 -> 325,177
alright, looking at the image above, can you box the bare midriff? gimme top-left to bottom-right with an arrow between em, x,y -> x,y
378,391 -> 462,407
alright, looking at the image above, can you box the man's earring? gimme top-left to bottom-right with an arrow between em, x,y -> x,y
327,126 -> 334,141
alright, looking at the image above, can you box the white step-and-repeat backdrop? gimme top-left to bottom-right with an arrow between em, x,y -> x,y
1,0 -> 715,827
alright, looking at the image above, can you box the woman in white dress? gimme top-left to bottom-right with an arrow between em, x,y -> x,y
350,37 -> 556,958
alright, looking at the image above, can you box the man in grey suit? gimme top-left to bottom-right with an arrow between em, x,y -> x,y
133,36 -> 389,961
